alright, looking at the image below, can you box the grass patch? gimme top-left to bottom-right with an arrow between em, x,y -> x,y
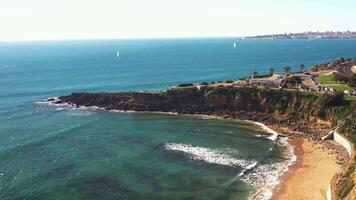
345,96 -> 356,102
317,73 -> 354,92
317,73 -> 338,84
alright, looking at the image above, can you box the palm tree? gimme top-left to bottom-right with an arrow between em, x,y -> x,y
269,67 -> 275,76
283,65 -> 291,74
300,64 -> 305,73
252,70 -> 258,78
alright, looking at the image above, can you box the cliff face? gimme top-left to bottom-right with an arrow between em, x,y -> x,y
58,86 -> 352,132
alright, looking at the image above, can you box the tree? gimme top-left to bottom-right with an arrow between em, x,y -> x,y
283,65 -> 291,74
340,57 -> 346,63
300,64 -> 305,73
348,74 -> 356,88
252,71 -> 258,77
284,76 -> 302,86
269,68 -> 275,76
333,72 -> 348,84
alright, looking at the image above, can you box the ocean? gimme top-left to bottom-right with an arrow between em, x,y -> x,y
1,38 -> 356,200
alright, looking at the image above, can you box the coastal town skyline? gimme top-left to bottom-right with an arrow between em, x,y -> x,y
1,0 -> 356,41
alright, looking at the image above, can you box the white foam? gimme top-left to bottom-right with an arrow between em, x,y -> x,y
247,121 -> 279,141
243,137 -> 296,200
165,143 -> 257,168
70,111 -> 93,116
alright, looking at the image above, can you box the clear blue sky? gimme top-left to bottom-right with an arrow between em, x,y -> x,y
0,0 -> 355,41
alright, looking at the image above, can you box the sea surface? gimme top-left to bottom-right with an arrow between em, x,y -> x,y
1,38 -> 356,200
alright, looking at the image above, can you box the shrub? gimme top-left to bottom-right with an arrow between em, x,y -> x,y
200,82 -> 209,85
336,178 -> 354,199
317,92 -> 345,118
333,72 -> 349,83
348,74 -> 356,88
177,83 -> 194,87
225,80 -> 234,83
319,92 -> 345,107
284,76 -> 302,86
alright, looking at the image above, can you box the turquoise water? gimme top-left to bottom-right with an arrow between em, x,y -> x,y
1,38 -> 356,200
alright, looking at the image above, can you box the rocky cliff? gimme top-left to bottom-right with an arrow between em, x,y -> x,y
58,86 -> 354,139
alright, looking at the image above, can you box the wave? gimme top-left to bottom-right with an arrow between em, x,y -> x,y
244,137 -> 296,200
165,143 -> 257,168
246,121 -> 279,141
35,97 -> 105,115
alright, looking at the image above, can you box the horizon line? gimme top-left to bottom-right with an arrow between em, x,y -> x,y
1,30 -> 355,43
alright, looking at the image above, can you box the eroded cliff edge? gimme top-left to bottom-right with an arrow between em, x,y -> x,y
59,86 -> 354,139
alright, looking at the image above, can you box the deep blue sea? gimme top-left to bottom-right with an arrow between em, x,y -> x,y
1,38 -> 356,200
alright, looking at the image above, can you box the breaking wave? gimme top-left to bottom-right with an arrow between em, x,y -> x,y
243,137 -> 296,200
247,121 -> 279,141
165,143 -> 257,168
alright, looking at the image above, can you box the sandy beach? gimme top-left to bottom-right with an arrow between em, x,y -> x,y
273,139 -> 341,200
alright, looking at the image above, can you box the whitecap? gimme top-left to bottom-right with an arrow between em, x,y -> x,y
165,143 -> 256,168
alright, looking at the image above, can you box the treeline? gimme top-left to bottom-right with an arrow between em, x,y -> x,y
333,72 -> 356,88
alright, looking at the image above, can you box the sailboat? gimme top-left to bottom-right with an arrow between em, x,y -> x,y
116,51 -> 120,58
233,42 -> 237,48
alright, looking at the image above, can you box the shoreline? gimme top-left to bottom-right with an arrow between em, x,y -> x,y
39,99 -> 347,200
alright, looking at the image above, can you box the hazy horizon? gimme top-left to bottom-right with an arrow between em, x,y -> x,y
1,0 -> 356,41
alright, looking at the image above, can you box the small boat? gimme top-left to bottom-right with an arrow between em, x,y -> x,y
233,42 -> 237,48
116,51 -> 120,58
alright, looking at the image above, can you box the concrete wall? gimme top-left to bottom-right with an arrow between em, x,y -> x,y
327,130 -> 355,200
327,184 -> 332,200
333,131 -> 353,157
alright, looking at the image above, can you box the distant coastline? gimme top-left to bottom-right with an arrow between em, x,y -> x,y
241,31 -> 356,40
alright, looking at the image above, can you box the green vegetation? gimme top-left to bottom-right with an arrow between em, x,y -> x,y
345,95 -> 356,101
310,57 -> 353,72
317,73 -> 354,92
252,71 -> 258,77
336,176 -> 355,199
300,64 -> 305,72
349,74 -> 356,87
200,82 -> 209,85
284,76 -> 302,86
283,65 -> 291,74
177,83 -> 194,87
269,68 -> 275,75
317,73 -> 339,84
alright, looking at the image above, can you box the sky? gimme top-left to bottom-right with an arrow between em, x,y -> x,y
0,0 -> 355,41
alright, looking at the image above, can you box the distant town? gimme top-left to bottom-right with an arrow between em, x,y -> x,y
242,31 -> 356,40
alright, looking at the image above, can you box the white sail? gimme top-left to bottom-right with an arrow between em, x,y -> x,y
116,51 -> 120,57
233,42 -> 237,48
